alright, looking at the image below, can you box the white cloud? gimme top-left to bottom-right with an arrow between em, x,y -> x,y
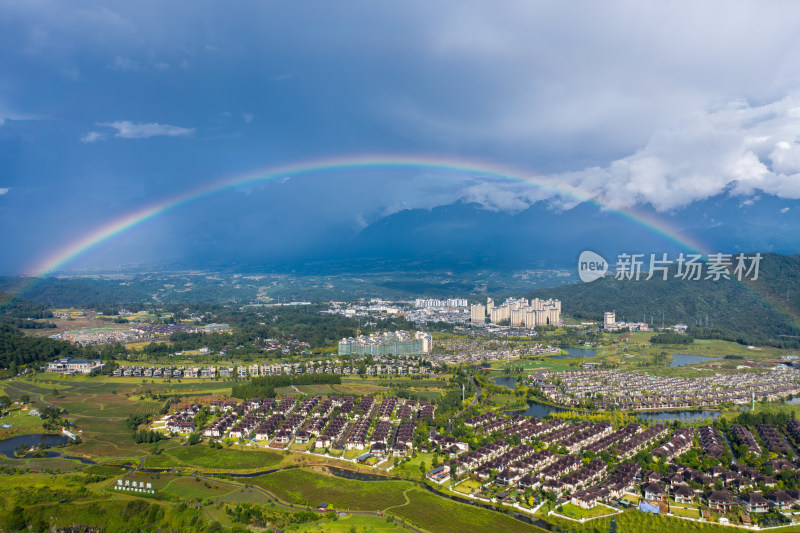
80,131 -> 105,143
273,72 -> 294,82
242,112 -> 254,124
97,121 -> 195,139
451,94 -> 800,213
0,99 -> 43,126
462,182 -> 543,213
109,56 -> 139,72
780,207 -> 790,213
0,188 -> 8,195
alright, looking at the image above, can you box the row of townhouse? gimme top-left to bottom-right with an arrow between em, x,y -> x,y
296,396 -> 320,416
534,368 -> 800,410
392,419 -> 415,455
165,404 -> 201,433
344,411 -> 375,450
555,459 -> 607,495
570,462 -> 641,509
315,416 -> 348,449
616,424 -> 668,459
539,454 -> 582,485
584,423 -> 641,453
254,414 -> 285,441
203,414 -> 237,437
229,416 -> 260,439
453,440 -> 512,476
756,423 -> 789,454
698,425 -> 726,458
209,398 -> 239,412
562,422 -> 612,453
541,421 -> 591,446
113,360 -> 434,380
430,434 -> 469,457
740,490 -> 800,513
640,459 -> 800,508
378,397 -> 397,420
651,427 -> 694,461
730,424 -> 762,454
515,450 -> 558,488
370,420 -> 394,452
788,418 -> 800,441
489,445 -> 538,484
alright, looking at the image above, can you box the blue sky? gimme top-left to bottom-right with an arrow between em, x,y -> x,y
2,1 -> 800,274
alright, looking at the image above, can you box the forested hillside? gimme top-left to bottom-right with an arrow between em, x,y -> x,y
530,253 -> 800,346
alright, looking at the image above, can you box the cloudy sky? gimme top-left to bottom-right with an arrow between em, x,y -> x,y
2,1 -> 800,273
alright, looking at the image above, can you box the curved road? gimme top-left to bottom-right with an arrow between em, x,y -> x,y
199,474 -> 425,533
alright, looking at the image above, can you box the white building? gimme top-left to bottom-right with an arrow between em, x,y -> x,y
46,357 -> 104,374
470,304 -> 486,324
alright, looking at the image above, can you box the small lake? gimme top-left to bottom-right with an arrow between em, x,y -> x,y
0,434 -> 71,458
507,399 -> 568,419
552,347 -> 599,359
492,376 -> 521,389
669,354 -> 718,367
636,410 -> 721,422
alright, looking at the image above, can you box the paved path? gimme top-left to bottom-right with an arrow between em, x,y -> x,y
200,474 -> 426,533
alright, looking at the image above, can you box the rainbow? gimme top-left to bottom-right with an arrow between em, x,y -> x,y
26,153 -> 709,279
6,153 -> 798,331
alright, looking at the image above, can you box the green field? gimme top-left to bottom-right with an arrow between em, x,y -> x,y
161,476 -> 238,501
143,445 -> 283,471
291,514 -> 410,532
386,488 -> 543,533
542,508 -> 760,533
251,468 -> 413,509
249,468 -> 546,533
555,502 -> 617,520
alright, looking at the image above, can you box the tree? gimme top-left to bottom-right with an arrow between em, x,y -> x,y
19,394 -> 30,404
7,505 -> 26,531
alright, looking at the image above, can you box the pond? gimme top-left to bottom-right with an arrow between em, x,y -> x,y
669,354 -> 718,367
0,434 -> 71,458
552,347 -> 599,359
492,375 -> 521,389
635,410 -> 721,422
507,399 -> 568,419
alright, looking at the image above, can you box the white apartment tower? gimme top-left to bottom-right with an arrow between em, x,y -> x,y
470,304 -> 486,324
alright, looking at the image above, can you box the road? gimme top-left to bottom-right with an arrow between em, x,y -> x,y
467,373 -> 482,409
199,474 -> 426,533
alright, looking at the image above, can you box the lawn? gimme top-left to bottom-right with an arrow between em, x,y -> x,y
452,478 -> 482,495
214,485 -> 274,507
556,502 -> 616,520
387,488 -> 544,533
292,514 -> 410,532
251,468 -> 413,510
393,452 -> 435,478
144,445 -> 283,471
670,505 -> 700,518
250,469 -> 546,533
0,406 -> 58,437
161,476 -> 237,502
